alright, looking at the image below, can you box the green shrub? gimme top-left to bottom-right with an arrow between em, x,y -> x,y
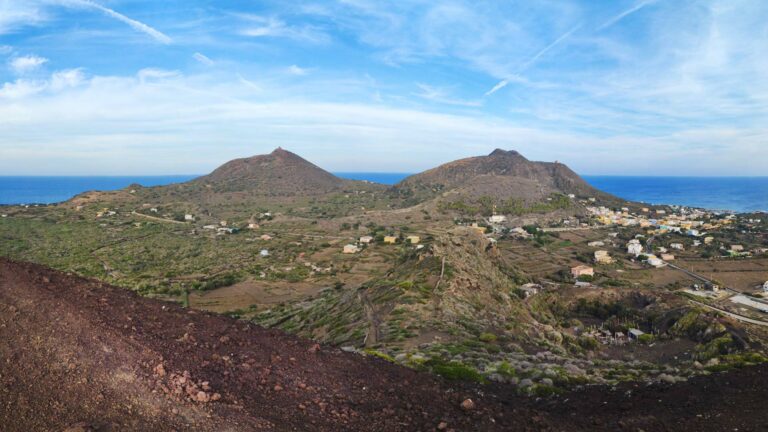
478,332 -> 498,343
638,333 -> 655,344
426,359 -> 485,383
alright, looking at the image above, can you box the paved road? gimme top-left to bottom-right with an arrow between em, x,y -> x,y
131,211 -> 186,224
661,258 -> 768,325
686,298 -> 768,327
541,226 -> 604,233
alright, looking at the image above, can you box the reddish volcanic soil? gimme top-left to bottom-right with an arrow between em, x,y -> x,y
2,258 -> 768,432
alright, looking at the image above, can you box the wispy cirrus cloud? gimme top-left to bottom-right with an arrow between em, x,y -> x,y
599,0 -> 661,30
485,24 -> 582,96
239,15 -> 329,44
0,67 -> 763,175
415,83 -> 481,107
193,52 -> 214,66
286,65 -> 309,76
0,2 -> 47,34
0,0 -> 766,176
60,0 -> 173,44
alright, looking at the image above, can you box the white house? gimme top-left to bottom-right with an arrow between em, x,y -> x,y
588,241 -> 605,247
519,283 -> 541,298
670,243 -> 684,250
628,241 -> 644,256
628,329 -> 645,341
184,214 -> 194,221
763,281 -> 768,292
646,255 -> 665,268
259,249 -> 270,257
489,215 -> 507,224
359,236 -> 374,244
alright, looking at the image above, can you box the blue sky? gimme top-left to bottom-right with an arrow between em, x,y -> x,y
0,0 -> 766,175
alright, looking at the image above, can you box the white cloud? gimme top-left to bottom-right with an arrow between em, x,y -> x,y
239,15 -> 329,44
50,68 -> 85,90
0,79 -> 46,98
137,68 -> 180,83
9,55 -> 48,74
193,52 -> 214,66
286,65 -> 309,76
414,83 -> 481,107
0,67 -> 85,98
0,69 -> 764,176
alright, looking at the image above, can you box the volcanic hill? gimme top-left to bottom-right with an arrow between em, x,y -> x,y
393,149 -> 612,206
192,147 -> 360,196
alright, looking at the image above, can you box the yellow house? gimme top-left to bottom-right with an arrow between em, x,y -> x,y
594,250 -> 614,265
406,235 -> 420,244
571,265 -> 594,278
470,223 -> 487,234
383,236 -> 398,244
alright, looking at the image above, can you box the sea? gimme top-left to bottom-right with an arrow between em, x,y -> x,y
0,174 -> 766,213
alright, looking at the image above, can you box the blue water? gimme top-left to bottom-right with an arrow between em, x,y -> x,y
1,174 -> 766,213
0,176 -> 198,205
335,172 -> 411,185
583,176 -> 768,213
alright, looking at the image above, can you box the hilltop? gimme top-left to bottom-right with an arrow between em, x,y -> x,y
192,148 -> 358,196
393,149 -> 611,206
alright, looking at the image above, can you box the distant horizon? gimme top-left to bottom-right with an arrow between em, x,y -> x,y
2,173 -> 768,178
2,174 -> 767,212
3,173 -> 768,178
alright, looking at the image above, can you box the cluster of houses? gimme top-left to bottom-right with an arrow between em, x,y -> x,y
580,326 -> 647,346
588,205 -> 731,235
96,208 -> 117,218
342,234 -> 422,254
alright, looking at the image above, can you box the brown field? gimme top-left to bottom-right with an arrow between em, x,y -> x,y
677,258 -> 768,291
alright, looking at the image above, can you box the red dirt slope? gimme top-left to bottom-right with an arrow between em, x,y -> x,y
3,257 -> 768,431
0,258 -> 538,432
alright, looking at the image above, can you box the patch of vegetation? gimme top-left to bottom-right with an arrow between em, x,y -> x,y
423,358 -> 486,383
438,194 -> 571,217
